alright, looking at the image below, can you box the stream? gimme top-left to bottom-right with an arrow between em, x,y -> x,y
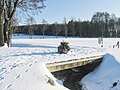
52,58 -> 102,90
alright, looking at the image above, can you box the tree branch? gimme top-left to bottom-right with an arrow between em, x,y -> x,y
9,0 -> 19,20
0,0 -> 4,14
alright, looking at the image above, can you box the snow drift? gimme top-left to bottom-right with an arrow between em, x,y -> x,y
81,54 -> 120,90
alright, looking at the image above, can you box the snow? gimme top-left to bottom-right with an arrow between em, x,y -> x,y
81,39 -> 120,90
1,34 -> 120,90
81,54 -> 120,90
12,34 -> 73,39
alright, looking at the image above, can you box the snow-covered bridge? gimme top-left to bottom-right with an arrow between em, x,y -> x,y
46,55 -> 103,72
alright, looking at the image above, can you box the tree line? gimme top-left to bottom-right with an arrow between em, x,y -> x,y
15,12 -> 120,38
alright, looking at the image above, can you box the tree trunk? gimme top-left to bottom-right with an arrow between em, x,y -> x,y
65,24 -> 67,38
7,21 -> 12,47
4,21 -> 8,43
0,14 -> 4,46
4,19 -> 10,47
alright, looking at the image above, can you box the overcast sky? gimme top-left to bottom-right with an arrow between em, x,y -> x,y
33,0 -> 120,24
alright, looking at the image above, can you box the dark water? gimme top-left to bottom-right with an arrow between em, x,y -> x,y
52,58 -> 102,90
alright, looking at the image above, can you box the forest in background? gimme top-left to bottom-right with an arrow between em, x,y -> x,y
14,12 -> 120,38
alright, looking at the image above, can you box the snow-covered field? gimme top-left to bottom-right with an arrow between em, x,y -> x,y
1,35 -> 120,90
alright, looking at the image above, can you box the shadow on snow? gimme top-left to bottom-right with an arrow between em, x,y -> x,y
11,43 -> 57,48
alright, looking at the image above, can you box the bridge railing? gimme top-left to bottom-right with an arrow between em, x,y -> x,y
46,55 -> 104,72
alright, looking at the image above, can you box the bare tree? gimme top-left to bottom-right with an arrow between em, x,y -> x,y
63,17 -> 67,38
12,16 -> 19,34
42,19 -> 47,38
71,17 -> 75,38
0,0 -> 46,46
0,0 -> 4,46
54,22 -> 61,38
26,17 -> 36,39
3,0 -> 20,47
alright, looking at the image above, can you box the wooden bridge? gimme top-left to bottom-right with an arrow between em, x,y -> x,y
46,55 -> 104,72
